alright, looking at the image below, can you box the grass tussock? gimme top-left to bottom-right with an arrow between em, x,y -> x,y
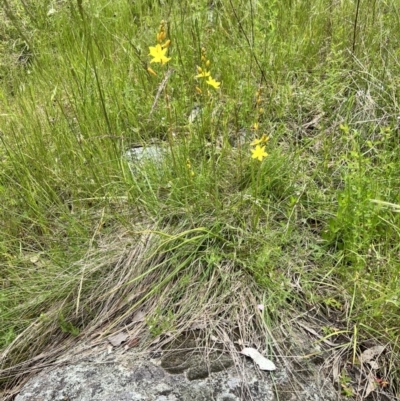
1,0 -> 400,399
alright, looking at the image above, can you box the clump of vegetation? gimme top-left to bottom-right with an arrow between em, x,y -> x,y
1,0 -> 399,399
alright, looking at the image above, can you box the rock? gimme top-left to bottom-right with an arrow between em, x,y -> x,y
125,144 -> 167,176
125,145 -> 166,165
15,352 -> 274,401
14,334 -> 341,401
14,327 -> 344,401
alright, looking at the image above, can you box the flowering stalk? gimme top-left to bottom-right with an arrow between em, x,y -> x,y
194,47 -> 221,93
192,47 -> 222,209
148,21 -> 176,169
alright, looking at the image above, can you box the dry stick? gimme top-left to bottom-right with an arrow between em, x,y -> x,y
352,0 -> 361,55
148,68 -> 174,118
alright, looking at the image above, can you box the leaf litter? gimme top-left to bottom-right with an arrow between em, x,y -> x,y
108,332 -> 129,347
240,347 -> 276,371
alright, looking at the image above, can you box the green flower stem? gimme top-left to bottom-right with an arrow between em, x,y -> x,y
251,162 -> 262,230
163,71 -> 177,171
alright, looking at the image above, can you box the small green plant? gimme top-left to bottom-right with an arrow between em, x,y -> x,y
324,124 -> 393,259
146,308 -> 175,338
58,312 -> 80,337
339,369 -> 354,397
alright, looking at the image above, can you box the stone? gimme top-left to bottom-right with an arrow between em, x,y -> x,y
14,330 -> 341,401
125,144 -> 167,176
15,353 -> 274,401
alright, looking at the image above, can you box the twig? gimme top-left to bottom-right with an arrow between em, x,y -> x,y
352,0 -> 361,54
149,68 -> 174,118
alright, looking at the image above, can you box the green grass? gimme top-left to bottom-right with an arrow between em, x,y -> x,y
1,0 -> 400,398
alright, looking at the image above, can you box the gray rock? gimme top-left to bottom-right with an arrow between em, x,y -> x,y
15,354 -> 274,401
14,330 -> 341,401
124,144 -> 168,177
125,145 -> 166,165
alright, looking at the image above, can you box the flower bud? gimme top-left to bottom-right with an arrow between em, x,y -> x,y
162,39 -> 171,48
147,67 -> 157,76
157,30 -> 166,42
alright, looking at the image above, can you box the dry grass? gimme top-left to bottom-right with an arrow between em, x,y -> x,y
1,221 -> 279,397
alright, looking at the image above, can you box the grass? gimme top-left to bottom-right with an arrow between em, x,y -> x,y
1,0 -> 400,399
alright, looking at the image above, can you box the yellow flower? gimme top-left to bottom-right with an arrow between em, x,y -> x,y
206,76 -> 220,89
149,44 -> 171,64
251,145 -> 268,161
252,122 -> 259,131
195,70 -> 211,78
250,134 -> 269,146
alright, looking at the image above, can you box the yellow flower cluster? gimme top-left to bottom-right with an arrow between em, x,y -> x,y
148,21 -> 171,75
249,88 -> 268,161
195,47 -> 220,90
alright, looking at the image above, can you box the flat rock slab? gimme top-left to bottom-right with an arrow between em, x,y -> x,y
15,356 -> 274,401
14,331 -> 339,401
